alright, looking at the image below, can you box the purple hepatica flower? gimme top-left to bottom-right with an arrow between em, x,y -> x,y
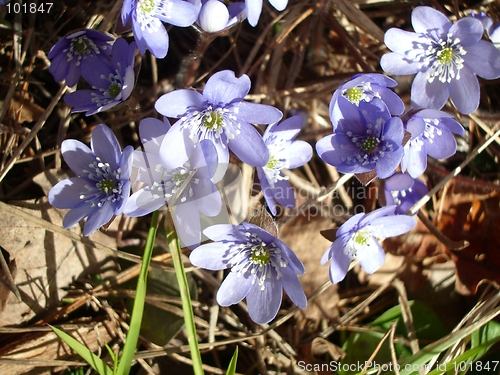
48,29 -> 114,87
471,11 -> 500,46
382,173 -> 428,214
48,125 -> 133,236
197,0 -> 246,33
380,6 -> 500,115
124,117 -> 221,248
401,109 -> 464,178
256,115 -> 312,215
329,74 -> 404,130
120,0 -> 199,59
64,38 -> 136,116
155,69 -> 283,169
190,222 -> 307,324
245,0 -> 287,27
321,205 -> 416,283
470,11 -> 494,34
316,98 -> 404,179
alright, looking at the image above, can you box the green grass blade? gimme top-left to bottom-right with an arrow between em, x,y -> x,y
51,325 -> 113,375
426,336 -> 500,375
116,210 -> 159,375
389,305 -> 500,375
226,346 -> 238,375
104,343 -> 118,374
166,214 -> 205,375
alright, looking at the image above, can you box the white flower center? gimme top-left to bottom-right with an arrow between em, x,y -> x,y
91,71 -> 125,107
339,118 -> 394,166
345,229 -> 372,258
138,0 -> 155,13
229,231 -> 288,291
262,136 -> 290,187
425,34 -> 466,83
342,83 -> 379,106
182,106 -> 241,148
136,0 -> 161,32
263,155 -> 289,188
80,157 -> 124,207
64,34 -> 101,65
147,162 -> 199,205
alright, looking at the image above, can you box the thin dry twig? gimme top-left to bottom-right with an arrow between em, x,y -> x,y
391,279 -> 419,354
0,247 -> 20,301
362,321 -> 395,372
389,321 -> 400,375
0,86 -> 67,182
417,210 -> 469,250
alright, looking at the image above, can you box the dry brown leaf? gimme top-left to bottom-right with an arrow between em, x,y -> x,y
439,192 -> 500,295
355,170 -> 378,186
10,91 -> 45,124
384,181 -> 500,295
0,247 -> 17,314
249,207 -> 279,238
0,170 -> 117,326
0,322 -> 114,375
280,214 -> 339,321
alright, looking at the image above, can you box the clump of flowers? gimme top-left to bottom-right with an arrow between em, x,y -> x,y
401,109 -> 464,178
256,115 -> 312,215
44,3 -> 482,340
190,222 -> 307,324
380,6 -> 500,114
63,38 -> 137,116
155,69 -> 283,168
120,0 -> 199,58
321,206 -> 416,283
48,29 -> 114,87
48,124 -> 133,236
316,98 -> 404,179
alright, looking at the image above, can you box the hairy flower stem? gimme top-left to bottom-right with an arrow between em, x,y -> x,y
176,33 -> 216,87
166,211 -> 205,375
116,210 -> 159,375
